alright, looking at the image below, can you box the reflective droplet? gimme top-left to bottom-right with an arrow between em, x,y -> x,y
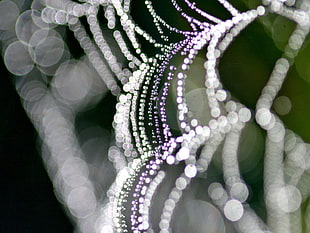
223,199 -> 244,221
184,164 -> 197,178
238,108 -> 251,122
55,10 -> 68,24
176,147 -> 190,161
255,108 -> 272,127
175,177 -> 187,190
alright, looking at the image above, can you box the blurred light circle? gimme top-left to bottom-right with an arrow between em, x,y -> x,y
166,155 -> 175,165
272,15 -> 295,51
33,36 -> 64,67
15,67 -> 48,98
276,185 -> 302,213
100,225 -> 114,233
230,182 -> 249,203
67,186 -> 97,218
238,108 -> 251,122
31,0 -> 46,11
173,200 -> 225,233
72,4 -> 84,17
170,189 -> 182,201
215,89 -> 227,101
15,10 -> 48,45
227,111 -> 238,124
176,147 -> 190,161
31,9 -> 49,28
53,60 -> 92,103
23,94 -> 52,123
0,29 -> 16,43
9,0 -> 25,10
288,143 -> 308,169
40,7 -> 58,28
55,10 -> 68,24
0,0 -> 19,30
237,122 -> 264,175
223,199 -> 244,222
61,157 -> 89,187
38,44 -> 70,76
267,121 -> 285,142
284,130 -> 297,153
208,182 -> 228,205
288,30 -> 304,50
273,96 -> 292,115
28,28 -> 50,47
164,199 -> 176,209
159,219 -> 169,229
80,217 -> 97,233
208,182 -> 223,199
225,101 -> 237,112
255,108 -> 272,127
4,41 -> 34,75
175,177 -> 187,190
185,88 -> 211,125
184,164 -> 197,178
295,43 -> 310,83
19,80 -> 47,102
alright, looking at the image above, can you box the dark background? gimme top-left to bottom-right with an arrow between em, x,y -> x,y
0,59 -> 73,233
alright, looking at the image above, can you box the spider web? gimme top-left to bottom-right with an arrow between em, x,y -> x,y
1,0 -> 310,232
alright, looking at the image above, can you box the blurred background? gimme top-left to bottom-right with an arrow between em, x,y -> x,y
1,0 -> 310,232
0,59 -> 74,232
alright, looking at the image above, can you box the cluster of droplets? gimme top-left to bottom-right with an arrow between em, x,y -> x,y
1,0 -> 310,233
110,2 -> 269,233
